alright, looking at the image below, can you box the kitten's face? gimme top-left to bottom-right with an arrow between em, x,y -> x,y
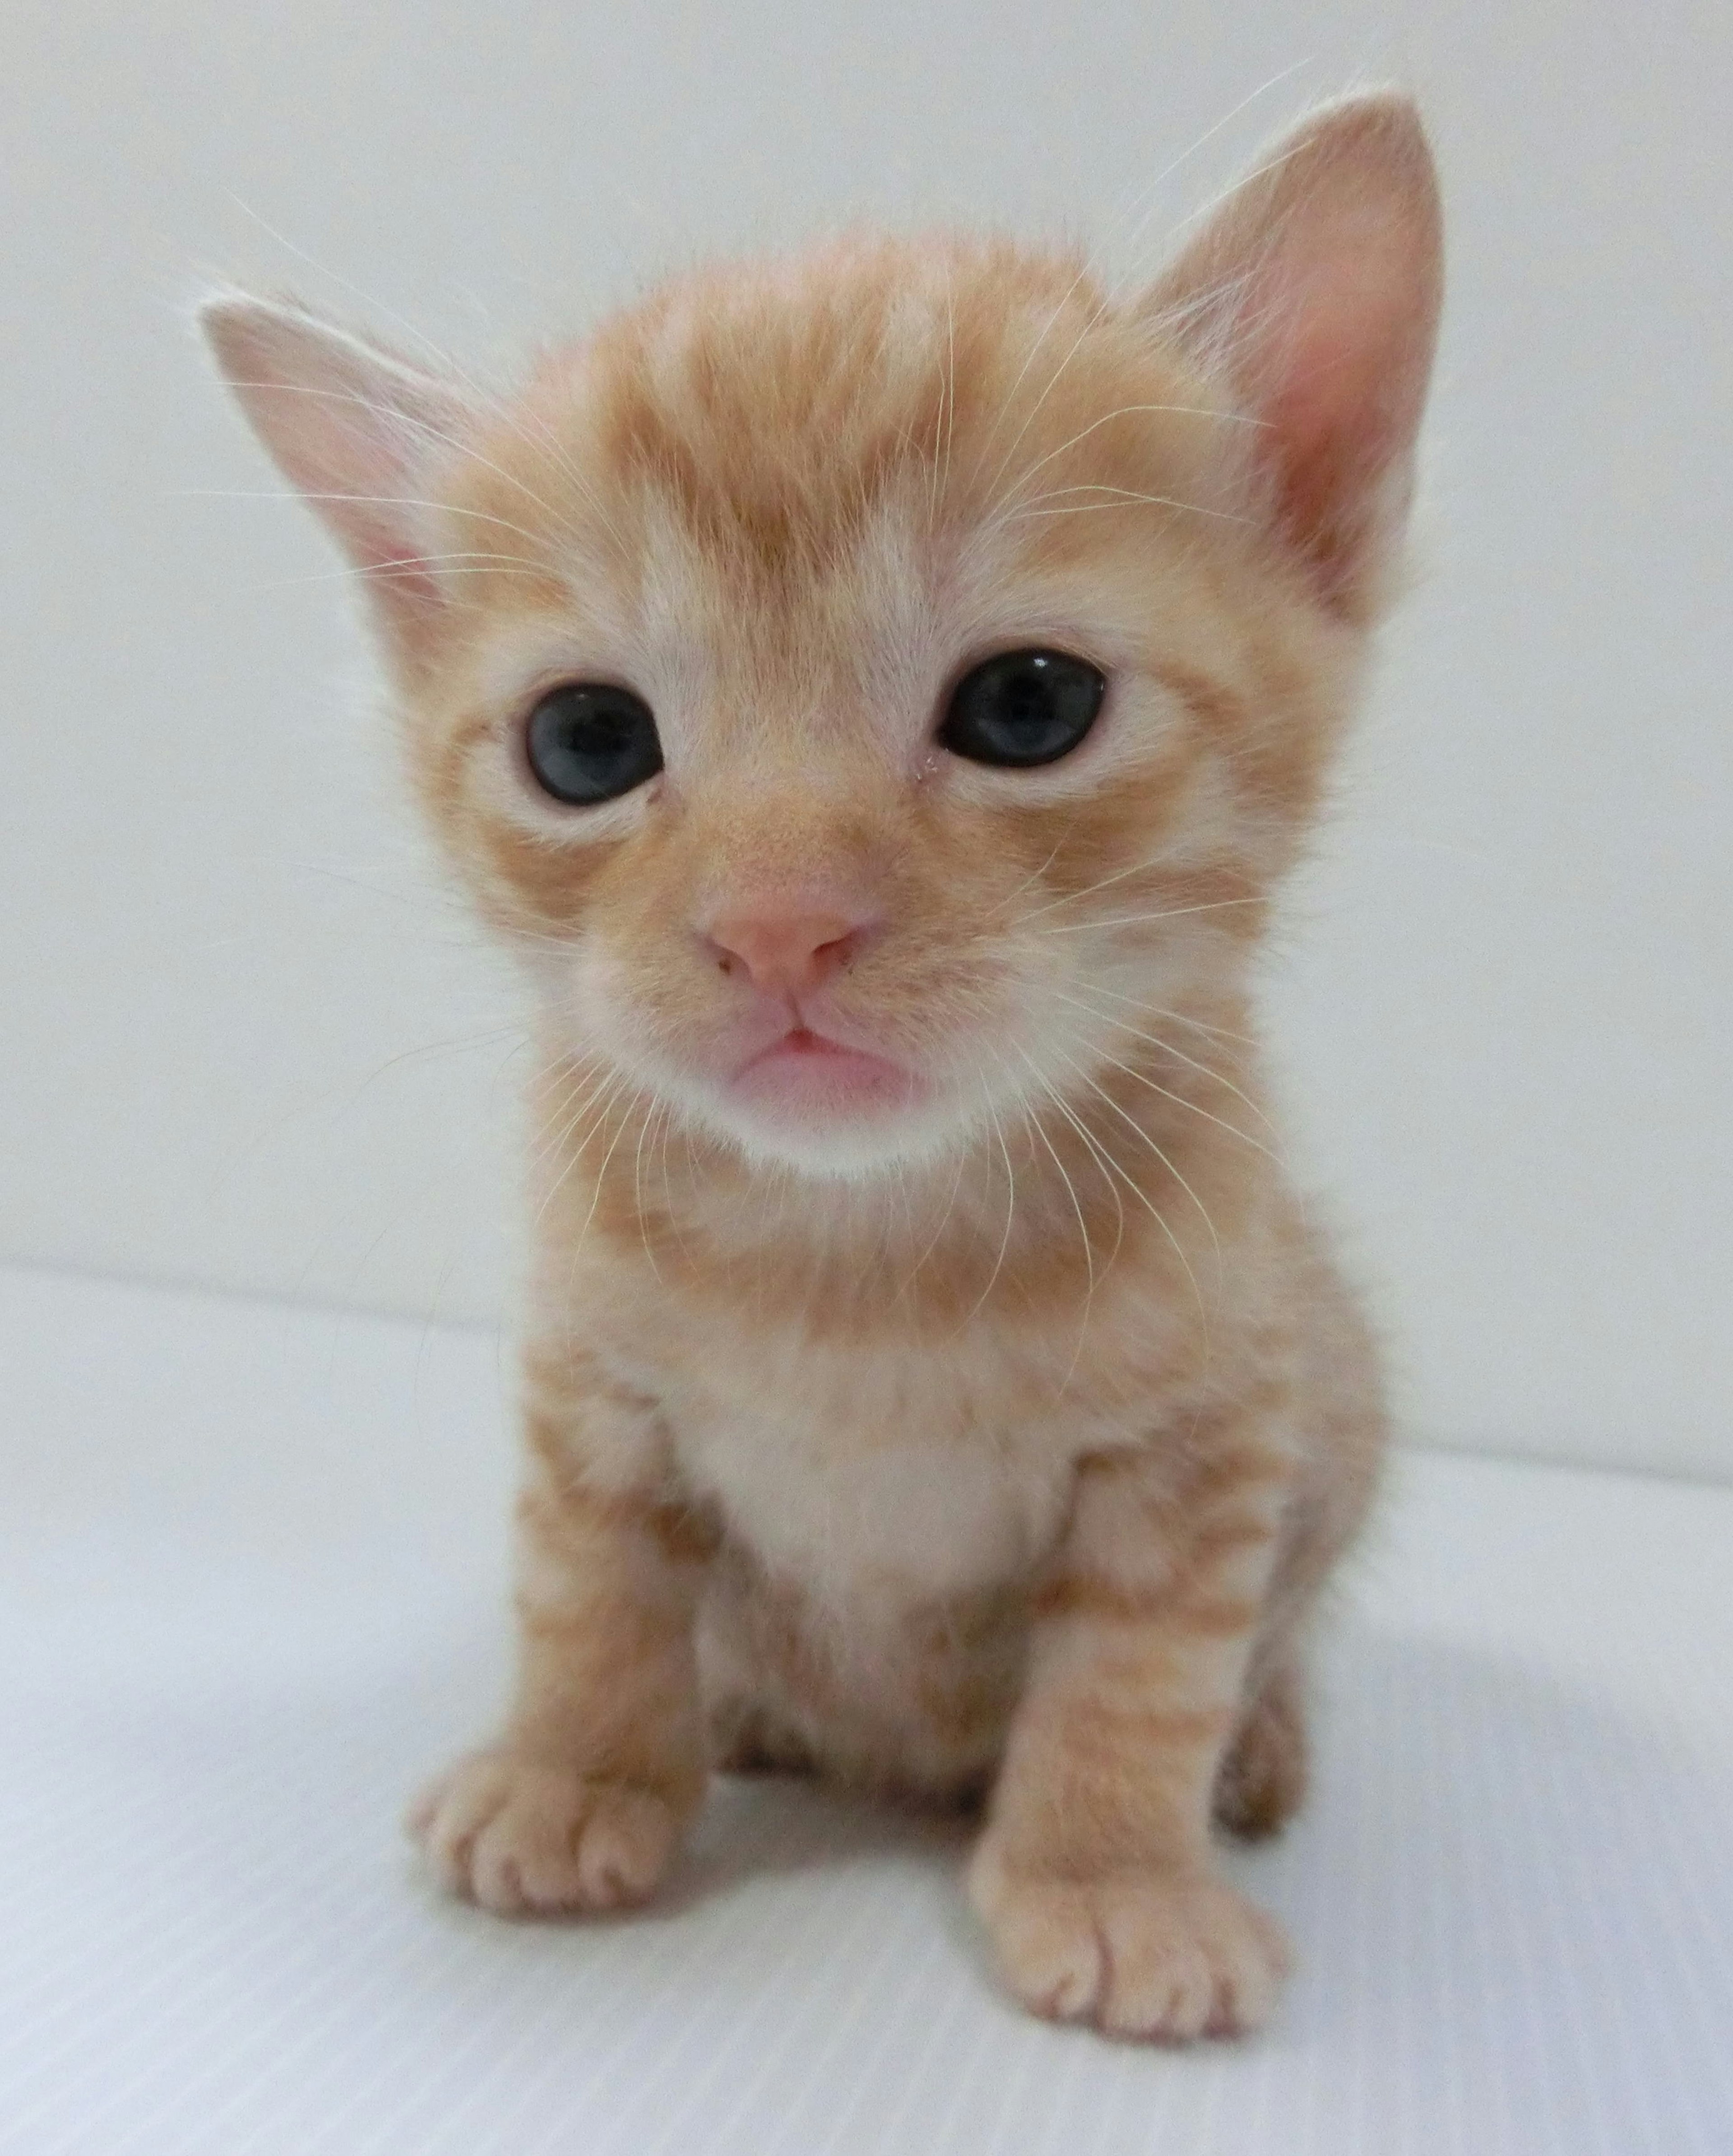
400,246 -> 1347,1178
205,104 -> 1439,1182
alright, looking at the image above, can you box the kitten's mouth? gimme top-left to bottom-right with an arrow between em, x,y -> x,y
730,1026 -> 918,1122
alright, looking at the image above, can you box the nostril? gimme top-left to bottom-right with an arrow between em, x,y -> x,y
704,905 -> 878,995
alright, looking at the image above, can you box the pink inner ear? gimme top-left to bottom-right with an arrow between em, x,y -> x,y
301,407 -> 449,617
1257,231 -> 1434,593
204,299 -> 473,639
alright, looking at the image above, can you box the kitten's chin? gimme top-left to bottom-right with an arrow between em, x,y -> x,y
720,1110 -> 963,1182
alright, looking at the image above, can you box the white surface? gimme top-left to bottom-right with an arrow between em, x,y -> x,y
3,1265 -> 1731,2155
2,5 -> 1730,1479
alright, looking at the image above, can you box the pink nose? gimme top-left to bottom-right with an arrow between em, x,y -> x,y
704,904 -> 873,997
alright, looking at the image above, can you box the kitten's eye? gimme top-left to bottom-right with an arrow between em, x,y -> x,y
938,648 -> 1107,769
525,682 -> 663,805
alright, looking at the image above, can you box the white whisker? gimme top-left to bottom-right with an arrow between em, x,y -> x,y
1084,980 -> 1259,1047
1052,1046 -> 1222,1273
1004,486 -> 1253,527
1036,897 -> 1265,934
1019,1050 -> 1201,1335
1074,1033 -> 1276,1163
957,1077 -> 1019,1330
632,1099 -> 667,1283
1053,988 -> 1280,1142
177,481 -> 553,554
258,551 -> 550,592
1008,847 -> 1192,924
1047,1048 -> 1215,1336
987,407 -> 1261,530
997,1049 -> 1098,1388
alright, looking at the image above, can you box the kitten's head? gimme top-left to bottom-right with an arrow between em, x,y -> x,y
204,94 -> 1439,1184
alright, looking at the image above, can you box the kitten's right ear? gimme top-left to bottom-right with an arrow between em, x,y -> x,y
199,294 -> 481,649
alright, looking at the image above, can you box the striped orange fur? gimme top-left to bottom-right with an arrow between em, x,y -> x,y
205,91 -> 1441,2040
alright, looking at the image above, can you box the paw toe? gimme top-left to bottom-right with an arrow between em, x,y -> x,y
970,1841 -> 1288,2043
408,1751 -> 682,1915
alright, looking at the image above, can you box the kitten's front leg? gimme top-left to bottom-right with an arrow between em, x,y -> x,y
409,1354 -> 713,1916
970,1409 -> 1296,2041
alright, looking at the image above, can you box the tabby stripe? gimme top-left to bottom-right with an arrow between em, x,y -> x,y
515,1481 -> 717,1564
1032,1574 -> 1260,1633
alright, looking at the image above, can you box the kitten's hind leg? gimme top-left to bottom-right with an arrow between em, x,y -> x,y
1213,1658 -> 1308,1841
707,1692 -> 819,1777
698,1579 -> 820,1778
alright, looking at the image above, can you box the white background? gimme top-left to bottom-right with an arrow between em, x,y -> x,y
3,0 -> 1728,1480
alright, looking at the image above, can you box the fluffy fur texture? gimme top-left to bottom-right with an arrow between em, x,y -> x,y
205,92 -> 1441,2042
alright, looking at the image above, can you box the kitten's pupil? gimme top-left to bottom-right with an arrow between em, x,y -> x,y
526,683 -> 663,805
939,649 -> 1107,769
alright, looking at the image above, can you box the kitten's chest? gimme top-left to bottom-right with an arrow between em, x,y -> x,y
663,1336 -> 1084,1602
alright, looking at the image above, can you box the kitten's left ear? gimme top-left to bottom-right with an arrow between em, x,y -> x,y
1145,91 -> 1443,616
199,294 -> 482,652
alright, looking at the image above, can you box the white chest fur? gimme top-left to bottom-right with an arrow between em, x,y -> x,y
662,1329 -> 1088,1606
677,1410 -> 1075,1602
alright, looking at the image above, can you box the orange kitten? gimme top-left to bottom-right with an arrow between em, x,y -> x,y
205,92 -> 1440,2042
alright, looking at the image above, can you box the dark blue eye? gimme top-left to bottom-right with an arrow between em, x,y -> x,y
526,683 -> 663,805
938,648 -> 1107,769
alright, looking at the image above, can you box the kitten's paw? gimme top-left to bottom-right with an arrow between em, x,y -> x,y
968,1839 -> 1290,2042
407,1750 -> 686,1915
